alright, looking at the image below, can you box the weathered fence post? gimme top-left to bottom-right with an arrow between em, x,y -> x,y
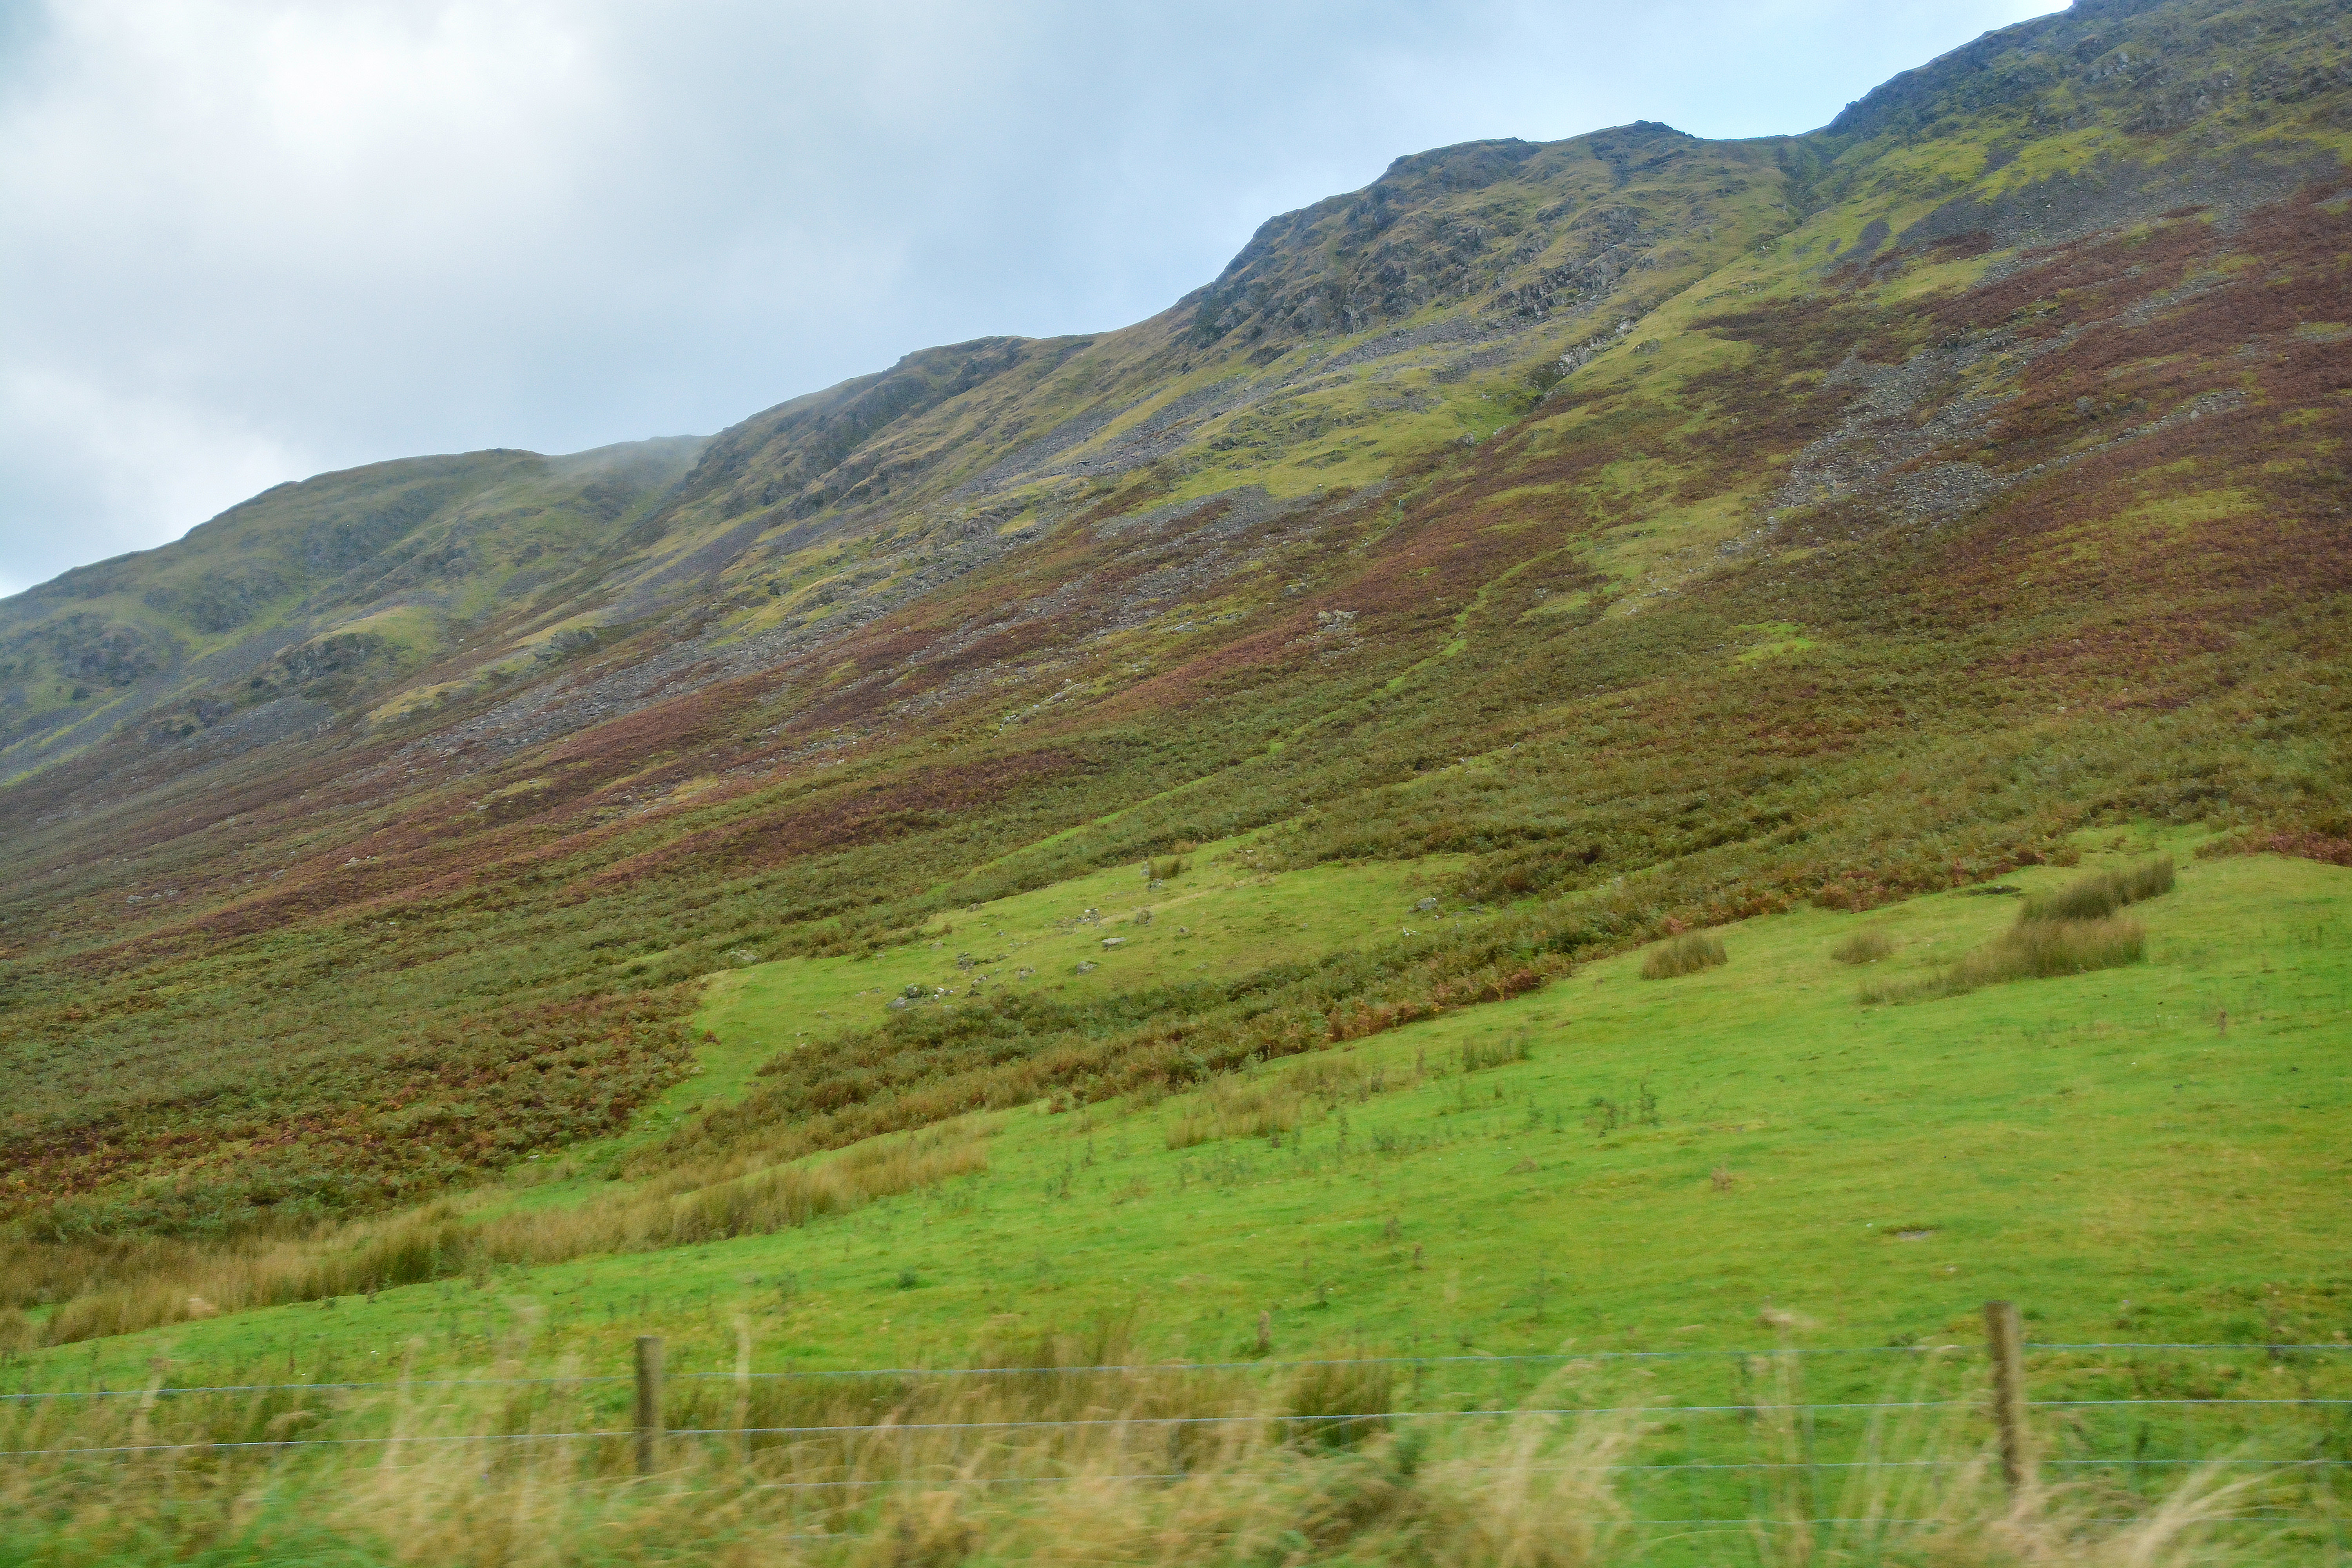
634,1334 -> 665,1476
1984,1301 -> 2036,1494
1257,1310 -> 1272,1356
733,1316 -> 753,1468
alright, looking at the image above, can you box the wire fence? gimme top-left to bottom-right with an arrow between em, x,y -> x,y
11,1339 -> 2349,1405
7,1327 -> 2349,1553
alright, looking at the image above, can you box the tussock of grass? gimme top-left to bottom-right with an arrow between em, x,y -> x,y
1859,858 -> 2172,1005
1164,1054 -> 1397,1149
1641,931 -> 1726,979
2020,856 -> 2175,922
1863,916 -> 2145,1005
1458,1031 -> 1533,1072
1830,927 -> 1897,965
1165,1078 -> 1302,1149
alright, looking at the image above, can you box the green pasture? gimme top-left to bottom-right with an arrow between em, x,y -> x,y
44,840 -> 2350,1411
675,846 -> 1469,1120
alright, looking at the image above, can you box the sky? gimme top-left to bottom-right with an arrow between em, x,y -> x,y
0,0 -> 2067,597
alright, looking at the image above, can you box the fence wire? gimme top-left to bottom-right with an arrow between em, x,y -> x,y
10,1339 -> 2347,1405
7,1335 -> 2349,1556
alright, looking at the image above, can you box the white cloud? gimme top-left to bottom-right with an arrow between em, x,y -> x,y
0,0 -> 2063,595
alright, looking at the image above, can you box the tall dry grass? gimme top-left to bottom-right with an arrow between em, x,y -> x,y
22,1131 -> 987,1349
0,1347 -> 2300,1568
1641,931 -> 1726,980
1863,915 -> 2146,1004
2020,856 -> 2175,923
1830,927 -> 1897,965
1720,1347 -> 2277,1568
1163,1053 -> 1399,1150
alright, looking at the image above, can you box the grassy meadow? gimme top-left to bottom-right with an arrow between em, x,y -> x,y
682,851 -> 1468,1121
24,835 -> 2346,1388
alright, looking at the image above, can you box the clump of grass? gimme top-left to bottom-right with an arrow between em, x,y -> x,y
1999,913 -> 2147,975
1163,1055 -> 1401,1150
1641,931 -> 1726,980
1863,915 -> 2145,1004
1147,855 -> 1189,881
1163,1076 -> 1305,1150
1830,927 -> 1897,965
1283,1354 -> 1395,1450
2020,855 -> 2174,922
1858,858 -> 2171,1005
1458,1032 -> 1533,1073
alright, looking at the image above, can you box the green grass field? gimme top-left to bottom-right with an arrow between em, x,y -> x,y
679,849 -> 1469,1123
37,835 -> 2346,1397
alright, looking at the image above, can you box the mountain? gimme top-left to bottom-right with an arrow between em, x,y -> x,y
2,0 -> 2348,1247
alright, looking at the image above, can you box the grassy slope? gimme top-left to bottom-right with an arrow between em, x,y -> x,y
0,0 -> 2347,1350
684,849 -> 1468,1119
52,839 -> 2347,1391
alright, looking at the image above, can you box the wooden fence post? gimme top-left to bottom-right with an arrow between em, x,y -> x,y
733,1316 -> 753,1468
1984,1301 -> 2035,1495
1257,1310 -> 1271,1356
634,1334 -> 665,1476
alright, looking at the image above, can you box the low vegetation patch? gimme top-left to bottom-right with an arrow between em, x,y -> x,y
2020,856 -> 2175,922
1641,932 -> 1726,979
1459,1031 -> 1534,1072
1165,1053 -> 1399,1150
1829,927 -> 1896,965
1861,860 -> 2173,1005
20,1132 -> 987,1348
1864,916 -> 2146,1004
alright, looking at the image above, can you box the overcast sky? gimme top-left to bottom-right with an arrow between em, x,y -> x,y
0,0 -> 2066,597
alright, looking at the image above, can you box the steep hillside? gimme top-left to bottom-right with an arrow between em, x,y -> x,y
0,437 -> 705,778
2,0 -> 2347,1271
